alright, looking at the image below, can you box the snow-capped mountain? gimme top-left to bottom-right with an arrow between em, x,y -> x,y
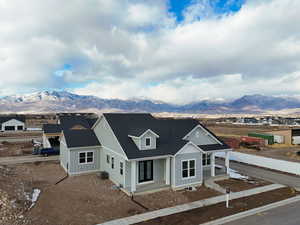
1,91 -> 300,114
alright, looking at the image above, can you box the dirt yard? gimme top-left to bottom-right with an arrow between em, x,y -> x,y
215,178 -> 271,192
0,161 -> 221,225
206,123 -> 274,137
0,141 -> 34,157
137,187 -> 298,225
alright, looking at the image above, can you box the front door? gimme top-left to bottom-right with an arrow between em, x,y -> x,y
138,160 -> 153,183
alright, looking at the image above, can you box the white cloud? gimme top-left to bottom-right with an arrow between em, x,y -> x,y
1,0 -> 300,103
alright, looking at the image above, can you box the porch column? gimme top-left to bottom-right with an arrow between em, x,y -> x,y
131,161 -> 136,193
165,157 -> 170,185
225,151 -> 230,174
211,152 -> 215,177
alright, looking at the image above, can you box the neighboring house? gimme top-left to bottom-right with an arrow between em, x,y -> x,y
42,124 -> 62,149
60,113 -> 232,195
43,115 -> 98,150
0,116 -> 26,132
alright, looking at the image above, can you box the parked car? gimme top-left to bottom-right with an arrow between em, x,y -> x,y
40,148 -> 59,156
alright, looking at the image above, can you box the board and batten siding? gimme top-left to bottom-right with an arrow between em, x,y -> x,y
68,147 -> 101,175
101,147 -> 125,187
186,126 -> 218,145
174,151 -> 202,187
93,116 -> 127,157
59,135 -> 69,172
140,131 -> 157,150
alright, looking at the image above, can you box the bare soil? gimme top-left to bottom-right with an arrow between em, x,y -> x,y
0,161 -> 221,225
215,178 -> 271,192
0,142 -> 34,157
137,187 -> 298,225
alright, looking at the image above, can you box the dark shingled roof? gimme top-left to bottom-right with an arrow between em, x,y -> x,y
59,115 -> 96,130
103,113 -> 229,159
63,129 -> 101,148
198,144 -> 230,152
0,115 -> 25,125
43,124 -> 62,134
103,113 -> 197,159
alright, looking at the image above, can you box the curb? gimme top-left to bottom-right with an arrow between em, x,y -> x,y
200,195 -> 300,225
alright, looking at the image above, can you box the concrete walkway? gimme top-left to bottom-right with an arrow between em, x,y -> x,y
0,155 -> 59,165
97,184 -> 284,225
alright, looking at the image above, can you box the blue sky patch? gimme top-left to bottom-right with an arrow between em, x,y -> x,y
169,0 -> 246,21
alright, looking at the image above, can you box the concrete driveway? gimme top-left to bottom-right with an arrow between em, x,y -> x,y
217,158 -> 300,189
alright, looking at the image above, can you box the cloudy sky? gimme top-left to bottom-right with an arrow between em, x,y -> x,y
1,0 -> 300,104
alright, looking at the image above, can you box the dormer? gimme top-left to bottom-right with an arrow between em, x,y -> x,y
183,125 -> 221,145
128,129 -> 159,150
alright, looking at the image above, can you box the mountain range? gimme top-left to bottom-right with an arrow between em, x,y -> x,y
1,91 -> 300,114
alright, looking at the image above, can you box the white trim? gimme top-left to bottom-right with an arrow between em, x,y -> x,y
175,142 -> 204,156
181,159 -> 196,180
128,129 -> 160,139
68,169 -> 101,176
130,155 -> 173,161
102,146 -> 128,160
69,145 -> 101,150
183,124 -> 222,144
102,116 -> 129,160
137,180 -> 155,185
145,137 -> 151,147
137,160 -> 154,184
78,151 -> 94,165
172,181 -> 202,189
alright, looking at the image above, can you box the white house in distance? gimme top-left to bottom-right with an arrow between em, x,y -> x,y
0,116 -> 26,132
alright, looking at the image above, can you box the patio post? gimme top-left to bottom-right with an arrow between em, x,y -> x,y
165,157 -> 170,185
131,161 -> 136,192
225,151 -> 230,174
211,152 -> 215,177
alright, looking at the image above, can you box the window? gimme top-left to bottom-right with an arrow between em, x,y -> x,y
145,137 -> 151,147
111,157 -> 114,169
106,155 -> 110,164
79,152 -> 94,164
182,160 -> 196,179
202,154 -> 211,166
120,162 -> 124,175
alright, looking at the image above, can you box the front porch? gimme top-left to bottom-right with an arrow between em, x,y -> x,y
203,151 -> 231,180
128,157 -> 171,195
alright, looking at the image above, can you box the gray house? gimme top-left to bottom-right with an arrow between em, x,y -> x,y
60,113 -> 231,195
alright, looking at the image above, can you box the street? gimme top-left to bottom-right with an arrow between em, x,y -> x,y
224,200 -> 300,225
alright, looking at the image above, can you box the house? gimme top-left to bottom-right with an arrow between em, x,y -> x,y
43,115 -> 98,151
0,116 -> 26,132
42,124 -> 62,149
59,113 -> 232,195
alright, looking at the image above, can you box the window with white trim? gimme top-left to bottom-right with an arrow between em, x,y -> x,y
120,162 -> 124,175
182,160 -> 196,178
106,155 -> 110,164
145,137 -> 151,147
79,151 -> 94,164
202,154 -> 211,166
111,157 -> 114,169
